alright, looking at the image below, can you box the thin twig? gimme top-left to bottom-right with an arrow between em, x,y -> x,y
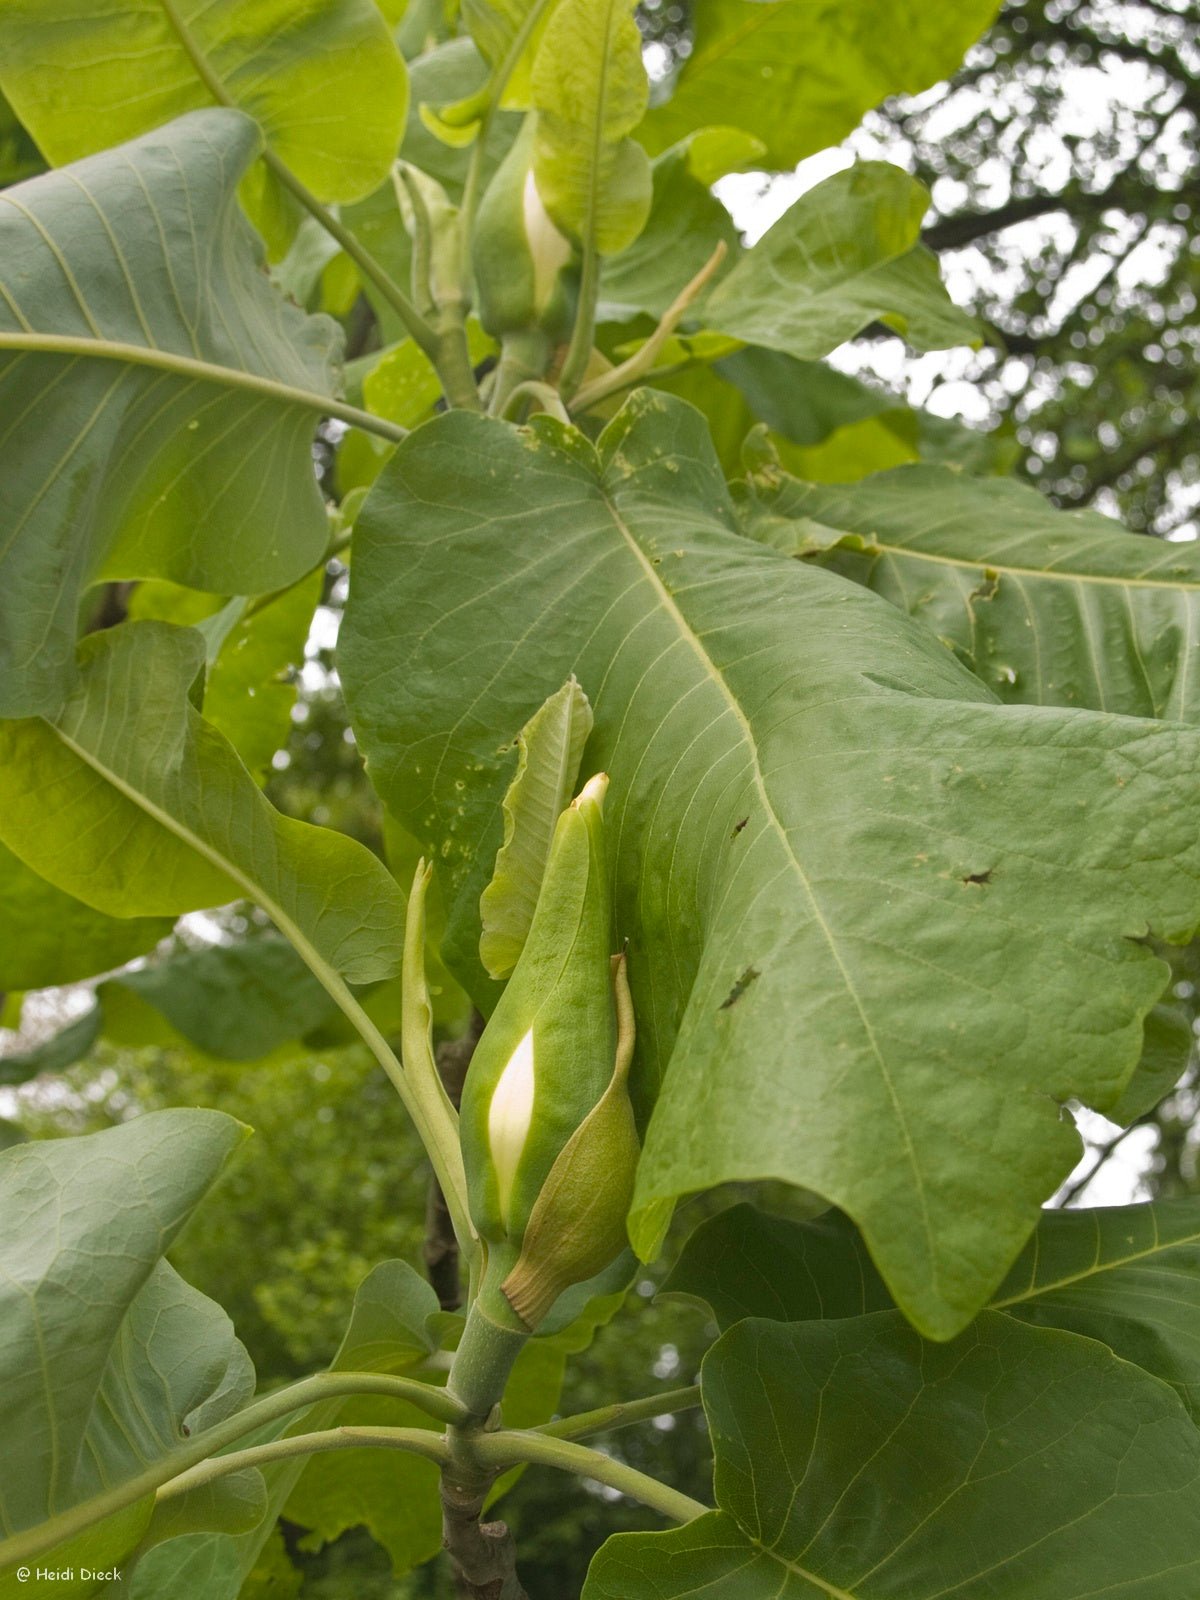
536,1385 -> 702,1442
501,380 -> 572,424
570,241 -> 728,414
1057,1121 -> 1141,1207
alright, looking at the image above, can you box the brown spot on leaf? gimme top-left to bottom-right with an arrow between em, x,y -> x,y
962,869 -> 993,887
731,817 -> 749,839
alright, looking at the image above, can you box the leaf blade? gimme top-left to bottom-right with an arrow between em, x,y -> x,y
340,391 -> 1200,1338
584,1312 -> 1200,1599
0,110 -> 341,717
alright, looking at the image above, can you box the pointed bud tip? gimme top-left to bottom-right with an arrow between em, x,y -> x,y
573,772 -> 609,812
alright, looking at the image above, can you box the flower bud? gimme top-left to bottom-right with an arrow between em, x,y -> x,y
471,115 -> 577,344
501,952 -> 638,1328
459,773 -> 639,1327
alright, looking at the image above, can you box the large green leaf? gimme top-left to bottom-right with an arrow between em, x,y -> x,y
641,0 -> 1000,170
0,0 -> 406,215
100,938 -> 339,1061
0,843 -> 171,990
531,0 -> 651,254
0,1112 -> 256,1595
458,0 -> 557,109
0,110 -> 341,718
584,1312 -> 1200,1599
339,391 -> 1200,1338
668,1196 -> 1200,1422
0,622 -> 406,990
129,573 -> 323,781
740,462 -> 1200,720
701,163 -> 980,359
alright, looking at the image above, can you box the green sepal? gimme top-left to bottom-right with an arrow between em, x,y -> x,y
502,952 -> 639,1328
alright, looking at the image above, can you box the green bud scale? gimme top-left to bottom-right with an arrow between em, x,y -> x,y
459,773 -> 639,1331
471,116 -> 577,345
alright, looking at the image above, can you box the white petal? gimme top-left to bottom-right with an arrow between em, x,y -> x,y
488,1028 -> 536,1230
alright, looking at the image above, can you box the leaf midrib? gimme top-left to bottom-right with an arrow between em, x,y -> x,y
817,529 -> 1200,593
0,333 -> 402,442
46,718 -> 361,1042
992,1222 -> 1200,1310
601,465 -> 939,1284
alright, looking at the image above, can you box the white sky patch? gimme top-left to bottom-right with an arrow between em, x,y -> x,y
1052,1106 -> 1159,1208
712,39 -> 1192,452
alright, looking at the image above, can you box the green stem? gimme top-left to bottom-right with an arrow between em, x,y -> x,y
472,1431 -> 709,1524
157,1426 -> 450,1501
155,0 -> 439,362
158,1424 -> 708,1528
328,962 -> 474,1266
0,334 -> 405,444
489,331 -> 554,416
570,240 -> 728,415
537,1385 -> 702,1442
263,151 -> 441,359
556,241 -> 599,402
501,380 -> 571,424
447,1290 -> 531,1422
0,1372 -> 464,1570
433,316 -> 486,412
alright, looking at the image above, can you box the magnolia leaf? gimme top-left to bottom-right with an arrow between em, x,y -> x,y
702,162 -> 981,360
460,0 -> 557,107
98,939 -> 339,1062
339,391 -> 1200,1339
0,843 -> 171,991
0,623 -> 406,991
740,461 -> 1200,720
669,1197 -> 1200,1423
531,0 -> 651,254
131,1262 -> 447,1600
329,1260 -> 443,1373
0,1112 -> 256,1591
0,111 -> 342,718
640,0 -> 1000,170
1110,1000 -> 1192,1123
282,1261 -> 446,1573
0,1004 -> 102,1086
0,0 -> 407,215
480,678 -> 595,979
720,347 -> 903,446
584,1313 -> 1200,1599
130,575 -> 323,781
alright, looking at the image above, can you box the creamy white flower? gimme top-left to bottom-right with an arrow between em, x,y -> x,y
487,1027 -> 536,1229
522,171 -> 572,309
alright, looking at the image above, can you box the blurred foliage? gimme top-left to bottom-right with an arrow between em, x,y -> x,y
862,0 -> 1200,537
